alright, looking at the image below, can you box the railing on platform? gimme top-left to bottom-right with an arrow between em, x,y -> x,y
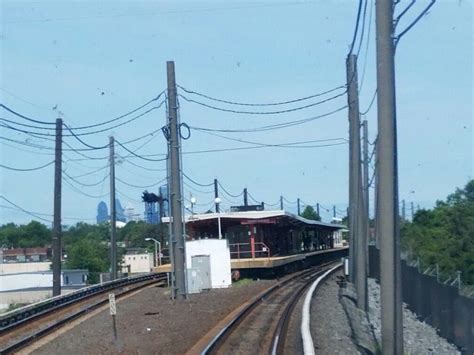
229,242 -> 271,259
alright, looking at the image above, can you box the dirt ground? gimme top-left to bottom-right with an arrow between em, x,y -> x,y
32,280 -> 275,355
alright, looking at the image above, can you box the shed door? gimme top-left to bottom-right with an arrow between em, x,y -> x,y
191,255 -> 211,289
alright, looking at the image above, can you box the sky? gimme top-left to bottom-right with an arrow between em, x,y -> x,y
0,0 -> 472,225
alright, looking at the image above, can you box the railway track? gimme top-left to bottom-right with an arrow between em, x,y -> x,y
0,273 -> 166,354
201,261 -> 342,355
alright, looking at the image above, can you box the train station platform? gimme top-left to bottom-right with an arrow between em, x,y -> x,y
153,246 -> 348,273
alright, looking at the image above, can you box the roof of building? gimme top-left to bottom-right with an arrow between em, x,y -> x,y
162,210 -> 344,229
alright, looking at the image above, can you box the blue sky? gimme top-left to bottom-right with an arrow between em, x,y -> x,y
0,0 -> 472,225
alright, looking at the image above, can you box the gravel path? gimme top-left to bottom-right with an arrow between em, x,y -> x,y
33,280 -> 275,355
367,278 -> 460,354
311,271 -> 361,354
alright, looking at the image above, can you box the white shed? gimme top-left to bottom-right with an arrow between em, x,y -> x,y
185,239 -> 231,290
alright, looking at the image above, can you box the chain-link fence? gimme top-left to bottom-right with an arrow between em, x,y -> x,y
369,246 -> 474,354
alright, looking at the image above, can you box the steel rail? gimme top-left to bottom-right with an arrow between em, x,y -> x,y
301,263 -> 343,355
0,273 -> 163,332
0,274 -> 166,354
269,267 -> 333,355
200,261 -> 338,355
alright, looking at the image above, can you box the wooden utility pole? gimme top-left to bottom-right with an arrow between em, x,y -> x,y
52,118 -> 62,296
167,61 -> 187,300
280,196 -> 284,210
109,136 -> 117,280
297,198 -> 301,216
375,0 -> 403,351
243,188 -> 248,206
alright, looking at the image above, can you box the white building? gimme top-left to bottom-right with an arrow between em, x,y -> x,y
122,249 -> 153,274
0,270 -> 87,310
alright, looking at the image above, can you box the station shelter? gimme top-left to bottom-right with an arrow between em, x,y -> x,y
177,210 -> 344,259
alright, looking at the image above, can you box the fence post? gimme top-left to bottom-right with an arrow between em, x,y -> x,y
457,271 -> 462,291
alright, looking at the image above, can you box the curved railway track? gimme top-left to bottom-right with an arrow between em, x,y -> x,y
201,262 -> 341,355
0,273 -> 166,354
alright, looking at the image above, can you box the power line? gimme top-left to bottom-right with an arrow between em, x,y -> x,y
177,84 -> 346,107
190,105 -> 347,133
361,89 -> 377,115
217,181 -> 244,198
0,160 -> 54,171
120,158 -> 167,172
178,91 -> 347,115
183,181 -> 214,195
348,0 -> 364,55
63,178 -> 109,199
63,170 -> 109,187
116,176 -> 166,189
63,123 -> 110,150
359,0 -> 374,91
63,103 -> 166,136
0,195 -> 52,223
355,0 -> 369,58
64,164 -> 108,179
196,130 -> 348,148
183,173 -> 214,187
395,0 -> 436,46
69,91 -> 165,130
115,139 -> 167,162
0,103 -> 55,125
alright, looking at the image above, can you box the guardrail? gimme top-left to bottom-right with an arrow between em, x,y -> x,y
229,242 -> 271,259
0,272 -> 164,331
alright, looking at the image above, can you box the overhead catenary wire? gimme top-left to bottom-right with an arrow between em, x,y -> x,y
178,91 -> 347,115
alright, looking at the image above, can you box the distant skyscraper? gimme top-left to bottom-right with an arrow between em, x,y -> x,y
96,201 -> 108,224
159,185 -> 169,218
116,199 -> 126,223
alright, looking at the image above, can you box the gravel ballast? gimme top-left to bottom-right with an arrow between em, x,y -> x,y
32,279 -> 275,354
367,278 -> 460,354
311,271 -> 361,354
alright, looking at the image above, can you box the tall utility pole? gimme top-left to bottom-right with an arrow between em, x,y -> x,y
347,54 -> 360,285
401,200 -> 406,222
362,119 -> 370,310
109,136 -> 117,280
52,118 -> 62,296
243,188 -> 248,206
375,0 -> 403,352
347,54 -> 366,310
297,198 -> 301,216
411,201 -> 414,220
375,139 -> 380,248
316,203 -> 320,218
167,61 -> 186,300
280,196 -> 284,210
214,179 -> 219,213
159,188 -> 165,250
333,205 -> 336,218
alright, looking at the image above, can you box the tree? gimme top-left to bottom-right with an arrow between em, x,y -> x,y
0,221 -> 50,248
65,238 -> 109,284
301,206 -> 321,221
401,180 -> 474,285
